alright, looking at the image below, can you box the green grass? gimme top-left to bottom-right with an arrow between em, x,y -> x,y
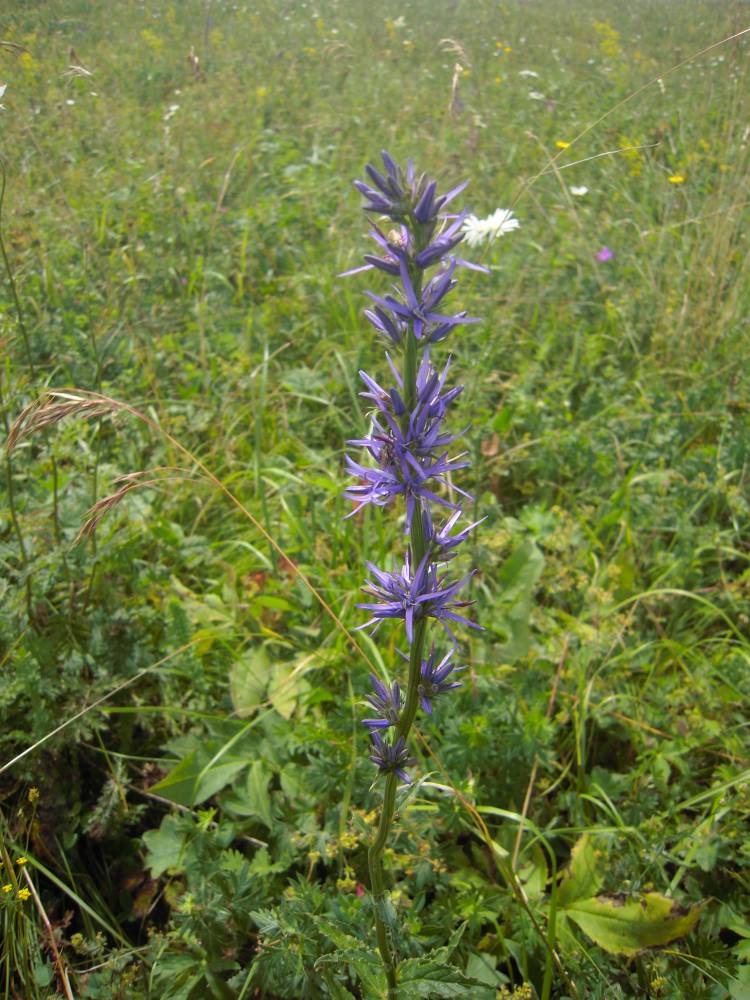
1,0 -> 749,997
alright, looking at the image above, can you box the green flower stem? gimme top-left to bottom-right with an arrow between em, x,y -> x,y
368,617 -> 427,996
368,321 -> 430,996
368,772 -> 398,993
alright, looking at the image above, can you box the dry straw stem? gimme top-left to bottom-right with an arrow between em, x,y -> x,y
76,467 -> 198,542
21,867 -> 76,1000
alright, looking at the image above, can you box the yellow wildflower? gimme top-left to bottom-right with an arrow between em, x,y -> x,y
2,884 -> 12,893
17,888 -> 31,901
15,857 -> 28,866
555,140 -> 570,150
28,787 -> 39,803
668,174 -> 685,184
495,76 -> 502,84
255,86 -> 268,100
504,45 -> 512,52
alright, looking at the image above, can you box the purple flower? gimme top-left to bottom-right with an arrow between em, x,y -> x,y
418,646 -> 465,714
595,246 -> 614,263
368,733 -> 416,783
364,258 -> 480,344
422,507 -> 485,561
353,150 -> 469,230
344,351 -> 474,527
356,551 -> 480,644
363,674 -> 402,731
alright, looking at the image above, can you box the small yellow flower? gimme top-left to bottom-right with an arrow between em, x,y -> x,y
17,888 -> 31,901
495,41 -> 502,48
504,45 -> 513,53
668,174 -> 685,184
495,76 -> 502,84
15,857 -> 27,866
28,787 -> 39,803
555,140 -> 570,150
255,86 -> 268,100
2,885 -> 12,893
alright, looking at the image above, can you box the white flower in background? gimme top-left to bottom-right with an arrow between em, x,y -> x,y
163,103 -> 180,122
0,83 -> 7,111
528,90 -> 545,100
518,69 -> 539,78
570,185 -> 588,196
462,208 -> 520,247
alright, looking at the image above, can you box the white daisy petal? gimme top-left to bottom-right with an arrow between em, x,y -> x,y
461,209 -> 520,246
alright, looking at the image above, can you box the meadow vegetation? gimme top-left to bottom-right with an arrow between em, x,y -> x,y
1,1 -> 749,997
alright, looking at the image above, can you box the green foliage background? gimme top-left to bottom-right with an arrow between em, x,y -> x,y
0,0 -> 749,997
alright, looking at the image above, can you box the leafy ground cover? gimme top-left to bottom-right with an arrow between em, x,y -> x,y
1,1 -> 749,997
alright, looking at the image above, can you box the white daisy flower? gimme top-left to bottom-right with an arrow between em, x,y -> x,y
528,90 -> 545,101
569,185 -> 588,197
518,69 -> 539,78
461,208 -> 520,247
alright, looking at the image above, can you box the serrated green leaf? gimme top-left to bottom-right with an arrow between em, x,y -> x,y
229,648 -> 268,717
562,892 -> 705,956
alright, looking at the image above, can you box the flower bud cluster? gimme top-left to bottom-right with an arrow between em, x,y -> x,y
344,152 -> 487,783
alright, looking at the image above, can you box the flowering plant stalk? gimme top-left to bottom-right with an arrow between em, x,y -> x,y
343,152 -> 487,993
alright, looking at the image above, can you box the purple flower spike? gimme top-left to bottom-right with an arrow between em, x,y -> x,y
419,645 -> 465,714
369,733 -> 416,784
363,674 -> 402,731
355,552 -> 482,644
344,152 -> 487,785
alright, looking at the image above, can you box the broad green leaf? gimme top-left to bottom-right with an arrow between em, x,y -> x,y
465,952 -> 507,987
557,834 -> 604,907
728,965 -> 750,1000
562,892 -> 705,956
518,842 -> 549,900
396,958 -> 490,999
492,539 -> 544,659
245,760 -> 273,828
142,815 -> 191,877
31,962 -> 53,988
229,648 -> 269,717
268,658 -> 309,719
149,751 -> 247,807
